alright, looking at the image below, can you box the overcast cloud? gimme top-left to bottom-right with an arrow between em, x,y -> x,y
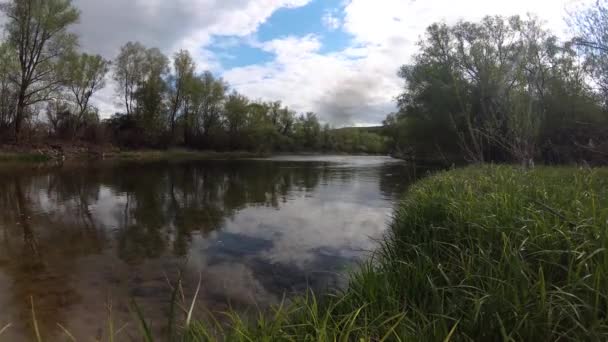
63,0 -> 591,125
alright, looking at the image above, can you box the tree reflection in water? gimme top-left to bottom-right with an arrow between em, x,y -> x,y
0,157 -> 422,341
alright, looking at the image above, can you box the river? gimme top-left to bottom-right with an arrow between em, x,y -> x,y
0,155 -> 421,341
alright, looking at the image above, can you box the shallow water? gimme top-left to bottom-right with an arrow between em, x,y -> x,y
0,155 -> 421,341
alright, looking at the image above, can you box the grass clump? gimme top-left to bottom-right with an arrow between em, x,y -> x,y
180,165 -> 608,341
0,152 -> 51,163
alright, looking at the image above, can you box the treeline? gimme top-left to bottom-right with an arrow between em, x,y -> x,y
0,0 -> 387,154
383,8 -> 608,165
106,44 -> 387,152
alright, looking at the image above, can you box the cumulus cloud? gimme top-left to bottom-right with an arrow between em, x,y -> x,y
72,0 -> 311,58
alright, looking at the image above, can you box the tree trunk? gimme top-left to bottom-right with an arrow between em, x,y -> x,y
14,96 -> 26,143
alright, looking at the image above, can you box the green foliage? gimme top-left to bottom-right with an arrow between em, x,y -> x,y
1,0 -> 80,139
293,112 -> 322,150
106,45 -> 387,153
168,50 -> 195,137
328,127 -> 388,154
386,15 -> 608,165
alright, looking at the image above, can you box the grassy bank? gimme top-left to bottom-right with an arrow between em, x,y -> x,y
170,165 -> 608,341
105,149 -> 267,161
0,148 -> 267,164
0,152 -> 51,163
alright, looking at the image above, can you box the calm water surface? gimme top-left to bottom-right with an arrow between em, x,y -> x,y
0,155 -> 420,341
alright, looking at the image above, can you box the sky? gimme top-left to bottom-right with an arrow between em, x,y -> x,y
67,0 -> 592,126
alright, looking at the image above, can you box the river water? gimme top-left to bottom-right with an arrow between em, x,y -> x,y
0,155 -> 421,340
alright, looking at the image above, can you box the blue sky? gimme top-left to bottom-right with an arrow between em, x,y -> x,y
72,0 -> 586,125
208,0 -> 352,69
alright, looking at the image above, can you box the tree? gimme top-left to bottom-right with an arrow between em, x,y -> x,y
224,91 -> 249,137
571,0 -> 608,106
136,47 -> 169,133
113,42 -> 147,117
62,52 -> 110,124
1,0 -> 79,140
294,112 -> 321,150
195,71 -> 226,139
389,15 -> 597,165
113,43 -> 169,142
277,107 -> 296,136
46,98 -> 74,138
168,50 -> 195,137
0,42 -> 18,133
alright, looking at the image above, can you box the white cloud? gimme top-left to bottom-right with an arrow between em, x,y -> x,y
72,0 -> 311,58
322,9 -> 342,30
224,0 -> 593,126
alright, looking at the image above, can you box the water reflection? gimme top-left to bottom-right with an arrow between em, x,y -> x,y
0,156 -> 418,341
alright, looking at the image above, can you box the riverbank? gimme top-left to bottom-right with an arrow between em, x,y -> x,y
0,143 -> 390,164
172,165 -> 608,341
0,143 -> 268,163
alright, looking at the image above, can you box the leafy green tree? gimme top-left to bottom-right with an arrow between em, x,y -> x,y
135,47 -> 169,135
388,15 -> 604,164
277,107 -> 296,136
1,0 -> 79,140
192,71 -> 226,141
113,43 -> 169,142
224,91 -> 249,137
245,102 -> 279,151
168,50 -> 195,137
294,112 -> 321,150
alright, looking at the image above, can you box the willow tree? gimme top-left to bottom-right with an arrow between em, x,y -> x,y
1,0 -> 79,140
